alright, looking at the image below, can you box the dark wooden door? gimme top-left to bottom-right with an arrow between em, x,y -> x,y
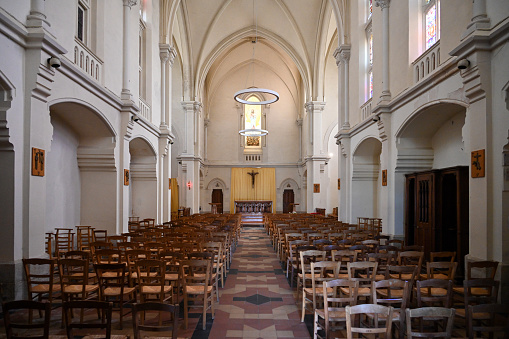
415,172 -> 435,257
283,189 -> 294,213
212,189 -> 223,213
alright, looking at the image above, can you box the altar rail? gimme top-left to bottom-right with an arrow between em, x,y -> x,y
235,200 -> 272,213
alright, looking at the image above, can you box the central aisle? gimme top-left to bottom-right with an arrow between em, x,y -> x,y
209,225 -> 311,338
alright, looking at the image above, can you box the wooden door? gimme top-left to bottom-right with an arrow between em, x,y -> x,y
212,189 -> 223,214
282,189 -> 294,213
415,172 -> 435,257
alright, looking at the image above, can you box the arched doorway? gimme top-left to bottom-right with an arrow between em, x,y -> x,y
48,101 -> 116,233
129,137 -> 157,220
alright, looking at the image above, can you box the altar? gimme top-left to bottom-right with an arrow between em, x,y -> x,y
234,200 -> 273,213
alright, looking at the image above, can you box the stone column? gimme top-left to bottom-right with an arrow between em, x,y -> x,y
181,101 -> 202,214
121,0 -> 137,101
305,101 -> 327,213
376,0 -> 391,102
334,45 -> 351,129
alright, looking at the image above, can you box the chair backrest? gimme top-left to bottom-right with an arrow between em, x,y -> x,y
406,307 -> 455,339
426,261 -> 457,280
22,258 -> 58,300
385,265 -> 418,289
63,300 -> 112,339
323,279 -> 359,315
299,250 -> 327,275
463,278 -> 499,307
94,263 -> 128,298
59,258 -> 90,293
346,304 -> 393,339
468,303 -> 509,339
387,239 -> 404,249
465,260 -> 498,280
132,302 -> 179,339
182,259 -> 212,290
136,259 -> 166,291
372,279 -> 410,310
93,229 -> 108,242
347,261 -> 378,288
368,252 -> 395,275
398,251 -> 424,270
416,279 -> 453,308
310,261 -> 341,292
430,251 -> 456,263
3,300 -> 51,339
94,249 -> 122,264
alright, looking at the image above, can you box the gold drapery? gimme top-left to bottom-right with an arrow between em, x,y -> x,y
170,178 -> 179,220
230,167 -> 276,213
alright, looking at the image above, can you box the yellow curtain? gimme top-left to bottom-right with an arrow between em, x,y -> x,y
170,178 -> 179,220
230,168 -> 276,213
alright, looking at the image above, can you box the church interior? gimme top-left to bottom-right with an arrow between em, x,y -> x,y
1,0 -> 509,337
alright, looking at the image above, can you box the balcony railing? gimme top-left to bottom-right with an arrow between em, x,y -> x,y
73,38 -> 103,83
138,98 -> 151,121
244,154 -> 261,162
361,98 -> 373,121
413,41 -> 440,84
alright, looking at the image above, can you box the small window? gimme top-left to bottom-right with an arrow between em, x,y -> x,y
424,0 -> 440,49
77,5 -> 84,41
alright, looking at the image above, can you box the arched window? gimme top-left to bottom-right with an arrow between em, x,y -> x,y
365,0 -> 373,101
244,96 -> 262,148
424,0 -> 440,49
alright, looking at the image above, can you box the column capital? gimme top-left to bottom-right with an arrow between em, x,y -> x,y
375,0 -> 390,10
333,44 -> 351,66
123,0 -> 138,8
182,101 -> 203,113
304,101 -> 326,114
296,119 -> 303,127
159,44 -> 177,66
204,118 -> 210,127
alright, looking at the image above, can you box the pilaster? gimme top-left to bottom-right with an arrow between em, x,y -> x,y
375,0 -> 391,103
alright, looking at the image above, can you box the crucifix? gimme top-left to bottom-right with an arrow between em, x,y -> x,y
247,170 -> 259,188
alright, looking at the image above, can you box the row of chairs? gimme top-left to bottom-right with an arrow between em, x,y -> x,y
3,299 -> 178,339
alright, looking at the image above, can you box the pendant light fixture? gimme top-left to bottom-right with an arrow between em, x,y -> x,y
236,0 -> 278,137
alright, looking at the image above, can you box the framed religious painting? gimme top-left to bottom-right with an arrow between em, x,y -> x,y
32,148 -> 45,176
471,149 -> 485,178
313,184 -> 320,193
124,169 -> 130,186
337,178 -> 341,190
382,170 -> 387,186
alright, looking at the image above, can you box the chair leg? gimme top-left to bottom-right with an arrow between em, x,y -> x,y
184,294 -> 189,329
202,294 -> 207,330
313,312 -> 319,339
301,292 -> 306,322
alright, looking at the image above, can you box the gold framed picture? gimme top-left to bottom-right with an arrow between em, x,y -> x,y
124,169 -> 130,186
32,148 -> 45,177
382,170 -> 387,186
337,178 -> 341,190
313,184 -> 320,193
471,149 -> 485,178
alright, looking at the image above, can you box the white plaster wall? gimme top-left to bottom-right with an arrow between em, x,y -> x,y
326,125 -> 339,215
46,116 -> 81,231
432,112 -> 468,169
131,179 -> 157,219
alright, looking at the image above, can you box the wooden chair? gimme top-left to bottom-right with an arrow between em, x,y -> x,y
387,239 -> 404,250
93,229 -> 108,242
58,258 -> 99,323
372,279 -> 410,338
298,250 -> 326,300
94,263 -> 137,329
126,249 -> 150,287
22,258 -> 60,320
314,279 -> 358,339
182,259 -> 215,330
452,260 -> 498,296
331,249 -> 358,279
430,251 -> 456,263
132,302 -> 179,339
405,307 -> 455,339
286,239 -> 309,284
416,279 -> 453,308
159,251 -> 185,304
136,259 -> 172,304
301,260 -> 341,322
467,303 -> 509,339
55,228 -> 75,257
344,261 -> 378,303
398,251 -> 424,274
456,279 -> 499,337
93,249 -> 122,265
76,225 -> 94,252
2,300 -> 51,339
424,261 -> 457,281
62,300 -> 125,339
367,253 -> 395,280
345,304 -> 393,339
201,241 -> 225,300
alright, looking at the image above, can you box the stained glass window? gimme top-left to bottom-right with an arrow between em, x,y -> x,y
368,0 -> 373,19
425,4 -> 437,49
369,31 -> 373,65
369,71 -> 373,99
245,96 -> 261,147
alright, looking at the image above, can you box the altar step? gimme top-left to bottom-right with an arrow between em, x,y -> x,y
240,213 -> 264,226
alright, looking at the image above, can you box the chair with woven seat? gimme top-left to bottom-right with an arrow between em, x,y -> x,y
331,250 -> 358,279
182,259 -> 215,330
126,249 -> 150,287
345,304 -> 393,339
467,303 -> 509,339
416,279 -> 453,308
201,241 -> 225,300
22,258 -> 61,321
372,279 -> 410,338
314,279 -> 358,339
286,239 -> 309,284
452,260 -> 498,297
136,259 -> 173,304
405,307 -> 455,339
424,261 -> 457,281
2,300 -> 51,339
345,261 -> 378,303
94,263 -> 137,329
398,251 -> 424,275
298,250 -> 326,300
301,260 -> 341,322
456,278 -> 499,337
159,251 -> 185,305
367,253 -> 395,280
63,300 -> 128,339
55,228 -> 75,258
132,302 -> 179,339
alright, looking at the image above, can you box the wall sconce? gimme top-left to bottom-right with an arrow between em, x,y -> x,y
47,56 -> 61,68
187,181 -> 192,190
131,114 -> 139,122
